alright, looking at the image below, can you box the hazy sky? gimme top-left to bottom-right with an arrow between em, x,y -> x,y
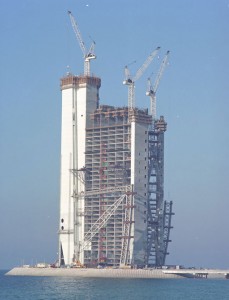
0,0 -> 229,270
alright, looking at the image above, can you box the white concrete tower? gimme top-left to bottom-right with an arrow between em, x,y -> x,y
59,75 -> 101,266
129,109 -> 151,265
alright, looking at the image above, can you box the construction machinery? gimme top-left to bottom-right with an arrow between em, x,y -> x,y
123,47 -> 160,109
146,51 -> 170,120
68,11 -> 96,76
72,180 -> 133,266
145,51 -> 173,267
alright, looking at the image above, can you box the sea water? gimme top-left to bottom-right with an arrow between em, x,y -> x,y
1,270 -> 229,300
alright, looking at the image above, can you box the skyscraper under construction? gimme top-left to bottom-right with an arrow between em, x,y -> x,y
58,12 -> 173,268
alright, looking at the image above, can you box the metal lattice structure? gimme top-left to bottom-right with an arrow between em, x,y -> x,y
120,188 -> 135,266
163,200 -> 174,259
147,116 -> 173,266
80,194 -> 126,252
68,11 -> 96,76
146,51 -> 170,120
123,47 -> 160,109
83,106 -> 133,266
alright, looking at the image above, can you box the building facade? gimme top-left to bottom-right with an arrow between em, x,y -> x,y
58,74 -> 173,267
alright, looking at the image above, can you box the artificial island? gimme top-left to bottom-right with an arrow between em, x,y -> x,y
7,11 -> 229,280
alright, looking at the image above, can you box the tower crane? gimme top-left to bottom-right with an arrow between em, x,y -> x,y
68,11 -> 96,76
146,51 -> 170,120
123,47 -> 160,109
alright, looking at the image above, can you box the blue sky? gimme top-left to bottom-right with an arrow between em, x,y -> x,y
0,0 -> 229,269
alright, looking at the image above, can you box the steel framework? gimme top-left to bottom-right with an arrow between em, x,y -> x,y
147,116 -> 173,266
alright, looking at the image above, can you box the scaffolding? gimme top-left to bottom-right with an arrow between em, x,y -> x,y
84,106 -> 132,266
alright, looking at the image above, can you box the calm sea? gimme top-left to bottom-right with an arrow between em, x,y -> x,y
1,270 -> 229,300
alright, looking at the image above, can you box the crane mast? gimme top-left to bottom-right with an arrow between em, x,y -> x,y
123,47 -> 160,109
146,51 -> 170,120
68,11 -> 96,76
146,78 -> 156,120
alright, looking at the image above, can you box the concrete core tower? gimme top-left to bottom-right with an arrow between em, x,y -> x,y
59,75 -> 101,266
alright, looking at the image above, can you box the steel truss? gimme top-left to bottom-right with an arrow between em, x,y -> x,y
147,117 -> 173,267
71,176 -> 134,265
120,187 -> 135,266
163,200 -> 174,258
79,194 -> 126,253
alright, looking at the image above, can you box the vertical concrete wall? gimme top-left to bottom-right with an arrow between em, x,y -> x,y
59,88 -> 75,265
131,121 -> 149,265
59,77 -> 100,266
75,84 -> 98,264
